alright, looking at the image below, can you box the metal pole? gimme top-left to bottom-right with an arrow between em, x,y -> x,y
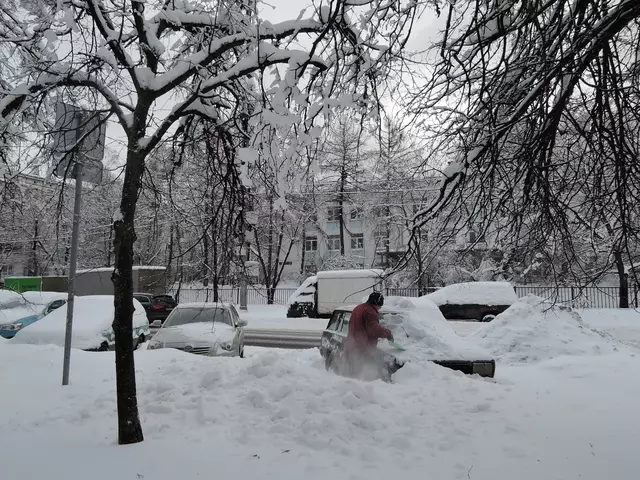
62,161 -> 83,386
239,240 -> 248,311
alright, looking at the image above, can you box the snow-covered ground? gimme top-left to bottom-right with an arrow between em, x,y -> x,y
2,300 -> 640,480
241,304 -> 327,331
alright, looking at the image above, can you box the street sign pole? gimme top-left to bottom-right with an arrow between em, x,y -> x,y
62,159 -> 83,386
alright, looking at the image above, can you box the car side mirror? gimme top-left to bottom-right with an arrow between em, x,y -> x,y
151,320 -> 162,328
237,319 -> 248,328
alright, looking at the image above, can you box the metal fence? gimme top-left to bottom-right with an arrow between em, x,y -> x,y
513,285 -> 638,309
171,284 -> 638,308
172,286 -> 295,305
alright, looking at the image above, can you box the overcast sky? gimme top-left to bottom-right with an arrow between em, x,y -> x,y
90,0 -> 446,174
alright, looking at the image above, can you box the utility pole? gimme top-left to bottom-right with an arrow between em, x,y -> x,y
62,156 -> 83,386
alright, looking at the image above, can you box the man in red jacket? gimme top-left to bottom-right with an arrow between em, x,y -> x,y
344,292 -> 394,381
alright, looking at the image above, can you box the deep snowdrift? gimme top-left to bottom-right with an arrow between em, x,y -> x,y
1,339 -> 639,480
469,295 -> 622,363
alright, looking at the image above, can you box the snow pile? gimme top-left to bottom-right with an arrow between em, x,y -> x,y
469,295 -> 622,363
11,295 -> 147,349
380,297 -> 493,361
424,281 -> 517,305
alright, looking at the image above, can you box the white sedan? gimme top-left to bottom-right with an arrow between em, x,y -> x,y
147,303 -> 247,357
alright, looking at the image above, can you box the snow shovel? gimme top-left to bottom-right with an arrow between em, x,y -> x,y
388,340 -> 406,351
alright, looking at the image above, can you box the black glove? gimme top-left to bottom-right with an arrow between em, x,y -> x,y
388,333 -> 395,343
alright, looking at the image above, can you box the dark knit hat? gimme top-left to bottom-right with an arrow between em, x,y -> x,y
367,291 -> 384,307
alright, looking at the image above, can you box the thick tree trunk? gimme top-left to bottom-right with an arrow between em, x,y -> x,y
267,286 -> 275,305
111,146 -> 145,445
614,249 -> 629,308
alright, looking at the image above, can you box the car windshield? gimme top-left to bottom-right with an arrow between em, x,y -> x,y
164,307 -> 231,327
380,311 -> 406,327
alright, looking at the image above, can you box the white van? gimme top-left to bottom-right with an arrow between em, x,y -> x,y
287,269 -> 384,318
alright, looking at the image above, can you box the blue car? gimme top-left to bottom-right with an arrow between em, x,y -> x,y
0,291 -> 67,339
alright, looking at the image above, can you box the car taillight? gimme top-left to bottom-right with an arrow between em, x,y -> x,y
151,305 -> 165,310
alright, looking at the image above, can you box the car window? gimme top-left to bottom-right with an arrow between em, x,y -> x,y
134,295 -> 150,303
339,312 -> 351,334
46,300 -> 66,314
164,307 -> 230,327
326,311 -> 343,331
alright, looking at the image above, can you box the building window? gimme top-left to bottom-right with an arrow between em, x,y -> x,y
374,227 -> 389,248
0,265 -> 14,277
327,206 -> 341,222
304,237 -> 318,252
372,206 -> 390,218
327,235 -> 341,251
350,207 -> 363,220
350,234 -> 364,250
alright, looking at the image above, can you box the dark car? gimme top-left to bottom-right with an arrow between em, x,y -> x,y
319,306 -> 496,380
134,293 -> 177,324
422,282 -> 518,322
133,293 -> 153,311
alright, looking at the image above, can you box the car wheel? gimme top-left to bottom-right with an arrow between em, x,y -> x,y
481,314 -> 496,322
325,353 -> 340,374
134,334 -> 146,350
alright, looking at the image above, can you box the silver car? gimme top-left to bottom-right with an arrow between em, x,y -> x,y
147,303 -> 247,357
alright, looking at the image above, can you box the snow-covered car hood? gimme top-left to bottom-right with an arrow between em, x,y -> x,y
378,299 -> 493,361
0,305 -> 43,325
152,322 -> 236,346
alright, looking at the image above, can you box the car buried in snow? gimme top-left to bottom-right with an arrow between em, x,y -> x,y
420,281 -> 518,322
146,303 -> 247,357
320,297 -> 496,379
0,291 -> 67,339
10,295 -> 150,351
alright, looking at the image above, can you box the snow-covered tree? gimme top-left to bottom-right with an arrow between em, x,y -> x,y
409,0 -> 640,305
0,0 -> 422,443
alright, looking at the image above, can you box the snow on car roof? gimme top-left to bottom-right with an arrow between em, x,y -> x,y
21,291 -> 67,305
316,269 -> 384,279
421,281 -> 518,306
175,302 -> 233,309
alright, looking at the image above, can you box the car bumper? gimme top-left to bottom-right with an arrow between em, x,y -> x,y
0,329 -> 18,339
389,357 -> 496,378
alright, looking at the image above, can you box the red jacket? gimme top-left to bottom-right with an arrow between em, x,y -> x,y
345,303 -> 392,360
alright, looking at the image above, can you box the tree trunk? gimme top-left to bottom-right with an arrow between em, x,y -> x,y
614,249 -> 629,308
111,146 -> 145,445
267,286 -> 275,305
212,241 -> 219,302
415,230 -> 425,296
339,165 -> 346,255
